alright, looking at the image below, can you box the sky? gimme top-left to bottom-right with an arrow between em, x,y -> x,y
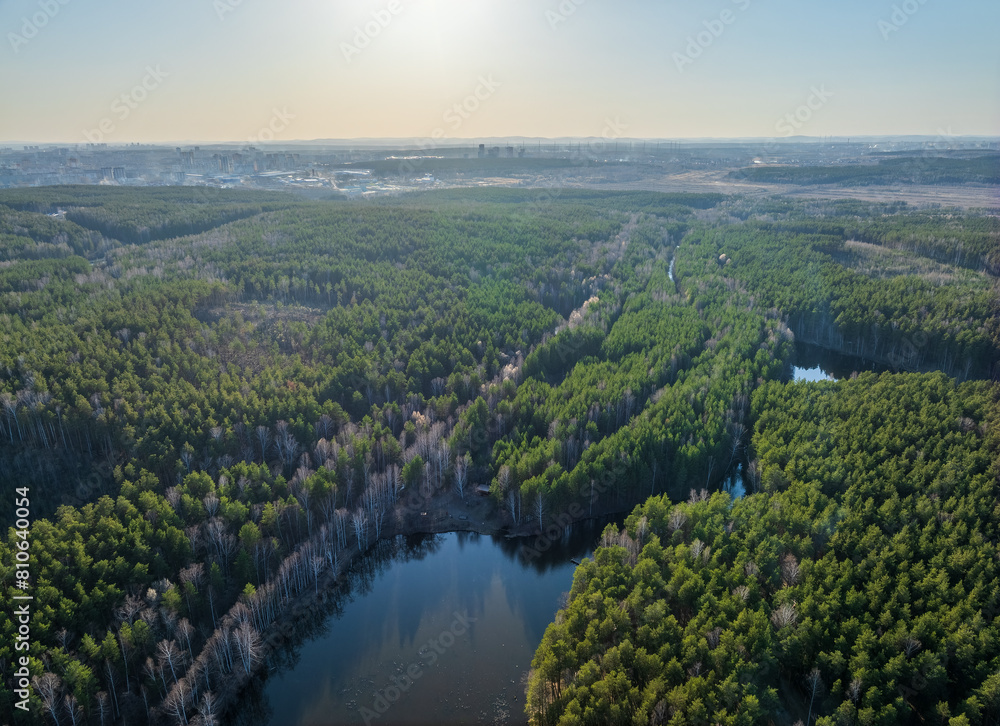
1,0 -> 998,143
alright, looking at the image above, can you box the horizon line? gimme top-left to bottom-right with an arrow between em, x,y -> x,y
4,134 -> 1000,148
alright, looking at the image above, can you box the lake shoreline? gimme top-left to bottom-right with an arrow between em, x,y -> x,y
205,490 -> 638,725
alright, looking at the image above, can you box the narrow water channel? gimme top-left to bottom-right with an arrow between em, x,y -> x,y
233,520 -> 619,726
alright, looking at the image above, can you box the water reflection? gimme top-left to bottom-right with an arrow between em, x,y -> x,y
722,463 -> 746,499
790,342 -> 894,382
792,365 -> 834,383
234,518 -> 621,726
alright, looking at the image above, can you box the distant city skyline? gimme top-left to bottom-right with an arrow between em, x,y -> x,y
2,0 -> 998,143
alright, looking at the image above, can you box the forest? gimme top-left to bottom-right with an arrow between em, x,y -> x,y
0,186 -> 996,725
528,371 -> 999,725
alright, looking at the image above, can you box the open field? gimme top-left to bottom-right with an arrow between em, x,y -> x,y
570,169 -> 1000,209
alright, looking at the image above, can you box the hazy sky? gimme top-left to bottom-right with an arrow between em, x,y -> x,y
2,0 -> 998,143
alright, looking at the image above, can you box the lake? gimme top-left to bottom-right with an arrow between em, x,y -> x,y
229,338 -> 891,726
233,520 -> 618,726
791,342 -> 893,382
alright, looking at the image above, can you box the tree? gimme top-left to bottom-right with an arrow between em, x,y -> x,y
454,453 -> 469,499
95,691 -> 111,726
34,672 -> 63,726
63,694 -> 81,726
157,639 -> 183,685
805,667 -> 822,725
199,692 -> 219,726
178,618 -> 195,660
163,682 -> 189,725
179,563 -> 204,615
233,622 -> 262,676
